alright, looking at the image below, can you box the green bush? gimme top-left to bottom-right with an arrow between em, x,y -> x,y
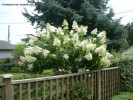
42,69 -> 53,75
11,66 -> 23,73
0,58 -> 23,73
111,52 -> 133,92
12,44 -> 26,58
70,82 -> 91,100
19,20 -> 113,74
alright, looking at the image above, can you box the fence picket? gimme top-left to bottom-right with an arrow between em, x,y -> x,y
27,83 -> 31,100
50,80 -> 52,100
0,67 -> 120,100
66,77 -> 69,100
42,81 -> 46,100
35,82 -> 39,100
61,78 -> 64,100
55,79 -> 58,100
19,84 -> 22,100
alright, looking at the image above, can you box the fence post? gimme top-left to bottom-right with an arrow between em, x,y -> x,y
0,74 -> 13,100
97,70 -> 101,100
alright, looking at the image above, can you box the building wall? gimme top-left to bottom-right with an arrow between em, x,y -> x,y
0,50 -> 13,58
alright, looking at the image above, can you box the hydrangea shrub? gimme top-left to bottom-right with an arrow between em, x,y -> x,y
19,20 -> 113,73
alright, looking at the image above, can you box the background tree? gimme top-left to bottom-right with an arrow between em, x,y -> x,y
12,44 -> 26,59
23,0 -> 128,51
125,22 -> 133,46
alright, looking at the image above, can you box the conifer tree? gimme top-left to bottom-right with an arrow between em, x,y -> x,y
23,0 -> 127,51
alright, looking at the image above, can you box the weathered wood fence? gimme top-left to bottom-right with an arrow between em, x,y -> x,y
0,67 -> 120,100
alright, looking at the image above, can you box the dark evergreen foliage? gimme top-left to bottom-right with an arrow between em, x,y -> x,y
125,22 -> 133,46
23,0 -> 127,51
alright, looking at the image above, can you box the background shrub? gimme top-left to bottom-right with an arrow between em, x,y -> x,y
111,53 -> 133,92
0,58 -> 23,73
70,82 -> 91,100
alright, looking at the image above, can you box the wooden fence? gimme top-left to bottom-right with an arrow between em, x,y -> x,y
0,67 -> 120,100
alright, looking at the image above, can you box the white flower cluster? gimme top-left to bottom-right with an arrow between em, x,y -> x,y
43,49 -> 50,57
20,55 -> 36,63
63,35 -> 70,44
28,35 -> 38,46
19,20 -> 113,72
24,46 -> 42,55
53,37 -> 61,46
91,29 -> 113,67
63,54 -> 69,59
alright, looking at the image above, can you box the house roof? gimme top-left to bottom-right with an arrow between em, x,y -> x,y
123,46 -> 133,55
0,40 -> 15,50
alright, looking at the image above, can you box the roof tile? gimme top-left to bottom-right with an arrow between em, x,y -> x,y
0,40 -> 14,50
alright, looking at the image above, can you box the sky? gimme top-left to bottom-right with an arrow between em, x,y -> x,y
0,0 -> 133,44
0,0 -> 35,44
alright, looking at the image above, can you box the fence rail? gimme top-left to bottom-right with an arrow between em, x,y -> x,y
0,67 -> 120,100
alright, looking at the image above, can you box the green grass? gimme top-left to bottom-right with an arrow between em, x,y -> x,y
10,73 -> 27,79
0,73 -> 43,80
0,69 -> 53,80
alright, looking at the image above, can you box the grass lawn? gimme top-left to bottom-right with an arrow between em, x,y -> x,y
10,73 -> 27,79
3,72 -> 51,80
0,69 -> 53,80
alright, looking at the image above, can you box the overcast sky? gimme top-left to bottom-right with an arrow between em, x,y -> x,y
0,0 -> 35,44
0,0 -> 133,44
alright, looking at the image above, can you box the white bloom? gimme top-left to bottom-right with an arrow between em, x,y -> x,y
28,64 -> 33,71
18,61 -> 23,66
24,46 -> 42,55
20,55 -> 36,63
85,52 -> 92,60
45,32 -> 50,39
72,33 -> 79,42
95,45 -> 106,56
25,56 -> 36,63
100,38 -> 106,44
57,27 -> 64,35
74,41 -> 81,48
70,30 -> 74,36
43,49 -> 50,57
63,54 -> 69,59
79,25 -> 88,35
86,43 -> 96,52
46,23 -> 57,33
91,28 -> 97,35
97,31 -> 106,43
101,57 -> 111,67
63,19 -> 68,26
34,46 -> 43,54
42,28 -> 47,33
97,31 -> 106,38
24,47 -> 32,55
28,35 -> 38,46
72,21 -> 79,31
35,29 -> 41,36
20,56 -> 26,62
75,57 -> 82,61
106,52 -> 113,59
36,29 -> 47,37
86,69 -> 89,71
80,40 -> 88,50
63,35 -> 70,44
92,38 -> 97,42
53,37 -> 61,46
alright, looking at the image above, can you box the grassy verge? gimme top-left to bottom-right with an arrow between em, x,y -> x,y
0,69 -> 53,80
